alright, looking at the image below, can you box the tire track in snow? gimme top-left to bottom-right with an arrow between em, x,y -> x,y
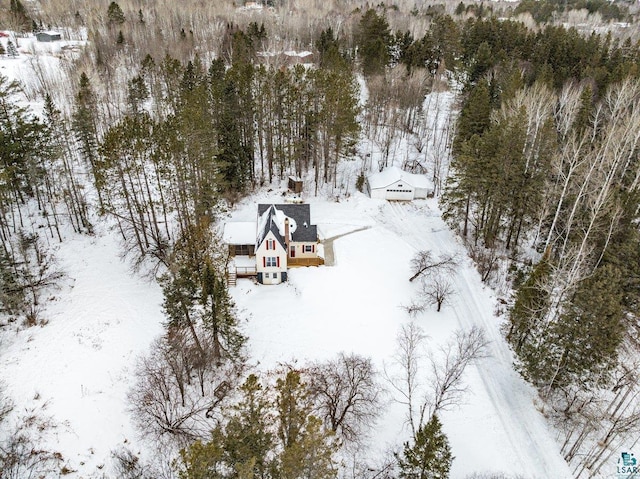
374,201 -> 570,478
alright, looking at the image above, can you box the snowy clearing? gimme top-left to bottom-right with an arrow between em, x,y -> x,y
0,190 -> 573,478
0,34 -> 571,479
228,191 -> 572,479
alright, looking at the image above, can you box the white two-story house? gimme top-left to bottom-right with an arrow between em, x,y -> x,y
224,203 -> 323,285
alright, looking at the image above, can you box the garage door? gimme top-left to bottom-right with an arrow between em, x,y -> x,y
385,188 -> 414,200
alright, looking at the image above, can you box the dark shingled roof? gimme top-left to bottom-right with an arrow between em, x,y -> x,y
257,204 -> 318,246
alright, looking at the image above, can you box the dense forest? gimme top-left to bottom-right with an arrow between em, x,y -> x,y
1,0 -> 640,477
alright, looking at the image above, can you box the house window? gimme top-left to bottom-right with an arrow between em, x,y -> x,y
266,239 -> 276,250
273,272 -> 278,279
266,256 -> 277,267
304,245 -> 314,253
265,273 -> 270,278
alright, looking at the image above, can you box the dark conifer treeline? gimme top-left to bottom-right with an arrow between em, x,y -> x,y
3,3 -> 640,475
433,14 -> 640,463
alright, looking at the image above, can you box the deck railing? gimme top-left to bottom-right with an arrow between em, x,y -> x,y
235,265 -> 257,276
288,257 -> 325,267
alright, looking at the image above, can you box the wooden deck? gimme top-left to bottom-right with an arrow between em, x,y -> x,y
226,255 -> 323,286
235,265 -> 257,276
288,257 -> 324,267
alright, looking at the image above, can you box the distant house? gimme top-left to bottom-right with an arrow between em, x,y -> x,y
36,31 -> 61,42
257,50 -> 314,67
224,203 -> 323,285
283,50 -> 313,65
239,0 -> 263,9
366,166 -> 433,201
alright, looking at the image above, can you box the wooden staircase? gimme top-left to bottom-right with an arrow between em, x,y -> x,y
227,270 -> 237,286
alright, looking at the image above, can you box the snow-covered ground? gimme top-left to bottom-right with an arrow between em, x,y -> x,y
0,222 -> 165,474
228,191 -> 572,479
0,33 -> 572,478
0,189 -> 573,478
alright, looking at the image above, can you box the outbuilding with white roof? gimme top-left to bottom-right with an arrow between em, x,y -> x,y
366,166 -> 433,201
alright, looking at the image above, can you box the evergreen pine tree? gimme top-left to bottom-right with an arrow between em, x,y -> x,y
0,73 -> 49,200
317,28 -> 346,70
356,9 -> 392,76
161,221 -> 245,363
6,41 -> 19,58
0,249 -> 26,317
178,370 -> 338,479
572,85 -> 593,135
507,257 -> 552,354
127,75 -> 148,115
178,430 -> 226,479
223,374 -> 274,477
275,370 -> 338,479
72,72 -> 103,207
107,1 -> 126,25
396,415 -> 452,479
518,264 -> 626,393
452,79 -> 491,155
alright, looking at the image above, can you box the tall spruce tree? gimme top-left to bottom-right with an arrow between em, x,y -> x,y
275,370 -> 338,479
72,72 -> 103,208
507,257 -> 552,354
396,415 -> 452,479
223,374 -> 274,478
517,264 -> 626,393
356,9 -> 392,76
6,41 -> 18,58
107,1 -> 125,25
161,221 -> 245,363
178,370 -> 338,479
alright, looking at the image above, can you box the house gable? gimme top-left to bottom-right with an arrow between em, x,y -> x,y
255,229 -> 287,285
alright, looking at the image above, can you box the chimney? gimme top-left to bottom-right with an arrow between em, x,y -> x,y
284,217 -> 290,257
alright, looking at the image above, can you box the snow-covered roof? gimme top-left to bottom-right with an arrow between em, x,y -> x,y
367,166 -> 432,190
284,50 -> 313,57
257,204 -> 317,247
223,222 -> 256,244
40,31 -> 61,36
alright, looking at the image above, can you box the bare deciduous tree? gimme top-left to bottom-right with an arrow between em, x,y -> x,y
387,323 -> 489,434
422,274 -> 455,312
0,383 -> 12,424
128,335 -> 241,445
307,353 -> 383,443
0,411 -> 59,479
428,326 -> 489,417
401,301 -> 426,318
409,251 -> 457,282
386,321 -> 428,436
466,242 -> 501,284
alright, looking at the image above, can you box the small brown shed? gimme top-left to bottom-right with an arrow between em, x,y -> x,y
288,176 -> 303,193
